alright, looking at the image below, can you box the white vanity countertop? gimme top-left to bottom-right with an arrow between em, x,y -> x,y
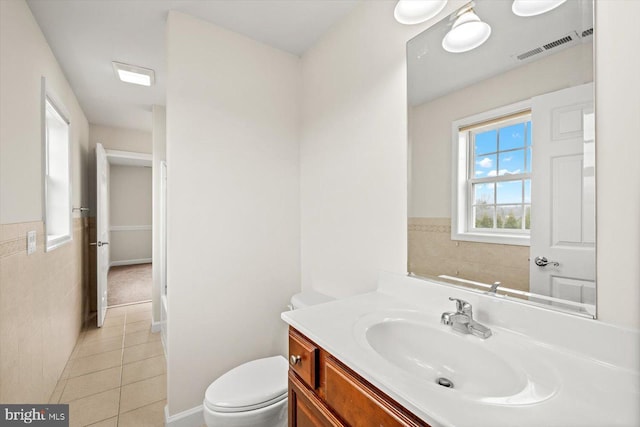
281,273 -> 640,427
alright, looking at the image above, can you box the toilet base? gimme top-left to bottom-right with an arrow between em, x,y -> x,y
203,396 -> 287,427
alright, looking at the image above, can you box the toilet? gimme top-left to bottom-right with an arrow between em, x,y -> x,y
203,291 -> 333,427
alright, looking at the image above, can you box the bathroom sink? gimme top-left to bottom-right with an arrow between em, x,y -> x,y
354,310 -> 557,404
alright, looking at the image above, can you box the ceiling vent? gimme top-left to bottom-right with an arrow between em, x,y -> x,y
543,34 -> 575,50
511,31 -> 580,63
581,28 -> 594,38
517,47 -> 544,61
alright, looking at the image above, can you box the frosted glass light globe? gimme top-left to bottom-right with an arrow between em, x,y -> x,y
442,11 -> 492,53
394,0 -> 448,25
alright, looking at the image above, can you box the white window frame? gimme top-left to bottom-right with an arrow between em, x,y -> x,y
451,100 -> 531,246
42,78 -> 72,251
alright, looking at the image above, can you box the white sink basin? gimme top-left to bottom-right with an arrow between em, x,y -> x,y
354,310 -> 558,404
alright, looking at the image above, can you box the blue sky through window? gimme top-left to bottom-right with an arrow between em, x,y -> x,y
472,120 -> 532,203
475,129 -> 497,155
499,123 -> 525,150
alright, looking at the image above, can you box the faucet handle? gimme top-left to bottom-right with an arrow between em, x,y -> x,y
448,297 -> 472,315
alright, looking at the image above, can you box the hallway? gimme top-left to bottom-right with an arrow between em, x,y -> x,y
49,302 -> 166,426
107,263 -> 153,306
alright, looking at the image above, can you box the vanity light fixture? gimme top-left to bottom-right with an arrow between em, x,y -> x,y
512,0 -> 567,17
394,0 -> 448,25
442,6 -> 491,53
112,61 -> 155,87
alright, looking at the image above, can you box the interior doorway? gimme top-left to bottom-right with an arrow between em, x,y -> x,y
107,150 -> 153,307
107,263 -> 152,306
96,148 -> 153,322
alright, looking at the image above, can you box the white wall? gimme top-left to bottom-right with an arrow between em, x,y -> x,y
595,0 -> 640,328
410,43 -> 593,218
88,124 -> 151,215
299,1 -> 464,298
89,124 -> 152,153
166,11 -> 301,415
0,0 -> 89,403
152,105 -> 166,324
109,165 -> 152,264
0,0 -> 89,224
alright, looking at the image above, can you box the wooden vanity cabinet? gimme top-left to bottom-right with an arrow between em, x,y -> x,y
288,327 -> 431,427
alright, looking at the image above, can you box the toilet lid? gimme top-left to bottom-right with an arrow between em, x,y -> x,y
204,356 -> 288,413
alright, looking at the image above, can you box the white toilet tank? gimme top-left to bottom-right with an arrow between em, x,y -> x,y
289,290 -> 334,310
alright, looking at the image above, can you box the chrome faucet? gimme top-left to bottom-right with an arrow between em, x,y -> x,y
441,297 -> 492,339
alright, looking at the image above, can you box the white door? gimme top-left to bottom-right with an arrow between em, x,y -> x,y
529,83 -> 595,311
96,143 -> 110,327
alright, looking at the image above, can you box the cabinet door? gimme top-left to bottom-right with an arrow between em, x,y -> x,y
289,372 -> 343,427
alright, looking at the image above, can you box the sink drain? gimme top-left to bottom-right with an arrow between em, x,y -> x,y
436,377 -> 454,388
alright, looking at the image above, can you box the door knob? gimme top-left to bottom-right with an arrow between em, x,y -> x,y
534,256 -> 559,267
90,241 -> 109,247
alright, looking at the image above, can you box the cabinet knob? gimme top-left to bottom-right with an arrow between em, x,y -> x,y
290,355 -> 302,366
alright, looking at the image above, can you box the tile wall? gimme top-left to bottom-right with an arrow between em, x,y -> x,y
0,218 -> 88,403
408,217 -> 530,292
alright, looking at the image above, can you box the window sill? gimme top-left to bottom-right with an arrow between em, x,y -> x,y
451,231 -> 530,247
46,234 -> 72,252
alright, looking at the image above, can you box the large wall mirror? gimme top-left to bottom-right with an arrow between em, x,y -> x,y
407,0 -> 595,316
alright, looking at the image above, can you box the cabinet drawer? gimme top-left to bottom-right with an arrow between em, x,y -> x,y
324,357 -> 426,427
289,328 -> 319,389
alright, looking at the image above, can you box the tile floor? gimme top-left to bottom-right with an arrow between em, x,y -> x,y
49,302 -> 167,427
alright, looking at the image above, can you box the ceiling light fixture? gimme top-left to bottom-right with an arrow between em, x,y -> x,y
442,6 -> 491,53
512,0 -> 567,17
394,0 -> 448,25
112,61 -> 155,87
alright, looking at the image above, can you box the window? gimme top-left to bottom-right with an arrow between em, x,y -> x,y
43,94 -> 72,251
452,101 -> 531,246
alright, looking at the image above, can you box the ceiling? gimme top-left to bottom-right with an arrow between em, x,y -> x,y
26,0 -> 361,132
408,0 -> 593,106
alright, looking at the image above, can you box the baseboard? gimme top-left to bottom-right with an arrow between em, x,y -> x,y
110,258 -> 152,267
151,320 -> 161,333
165,404 -> 204,427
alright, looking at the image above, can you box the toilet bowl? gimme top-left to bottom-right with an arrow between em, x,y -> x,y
203,291 -> 333,427
203,356 -> 288,427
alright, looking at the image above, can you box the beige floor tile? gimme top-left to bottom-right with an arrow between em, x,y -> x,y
49,379 -> 66,403
125,319 -> 151,333
123,341 -> 163,364
118,400 -> 166,427
122,355 -> 166,385
67,350 -> 122,378
61,366 -> 121,402
119,374 -> 166,414
69,339 -> 83,360
102,315 -> 126,328
126,310 -> 151,324
60,359 -> 74,380
87,417 -> 118,427
105,309 -> 126,319
76,336 -> 123,358
126,302 -> 152,313
82,325 -> 124,344
105,306 -> 129,316
68,388 -> 120,427
124,330 -> 161,348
